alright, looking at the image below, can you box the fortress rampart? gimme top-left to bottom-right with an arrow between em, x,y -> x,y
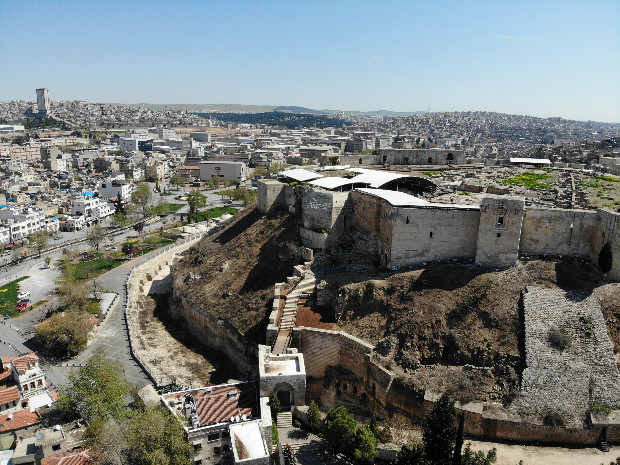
258,179 -> 620,280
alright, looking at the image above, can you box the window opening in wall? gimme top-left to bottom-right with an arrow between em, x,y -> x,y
428,157 -> 433,164
406,217 -> 409,224
336,389 -> 342,398
430,232 -> 433,238
598,242 -> 613,273
214,446 -> 221,454
497,233 -> 501,238
342,383 -> 347,391
404,157 -> 409,164
372,383 -> 376,396
208,433 -> 219,442
359,158 -> 363,164
223,444 -> 230,452
222,431 -> 230,439
383,156 -> 387,163
497,216 -> 504,227
353,386 -> 358,394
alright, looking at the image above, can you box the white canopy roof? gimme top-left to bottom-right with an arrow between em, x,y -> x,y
346,168 -> 408,188
356,188 -> 479,210
509,158 -> 551,165
279,168 -> 323,182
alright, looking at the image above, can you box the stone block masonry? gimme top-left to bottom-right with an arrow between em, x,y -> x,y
510,287 -> 620,429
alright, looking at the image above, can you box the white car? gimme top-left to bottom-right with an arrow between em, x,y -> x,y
17,291 -> 30,300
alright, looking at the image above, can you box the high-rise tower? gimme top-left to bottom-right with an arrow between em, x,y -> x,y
36,88 -> 50,116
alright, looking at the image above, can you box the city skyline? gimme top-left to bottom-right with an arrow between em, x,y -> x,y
1,0 -> 619,123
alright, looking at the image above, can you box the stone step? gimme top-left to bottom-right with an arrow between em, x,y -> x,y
277,411 -> 293,427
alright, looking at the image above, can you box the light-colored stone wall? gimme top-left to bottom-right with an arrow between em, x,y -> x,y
257,179 -> 286,213
172,293 -> 254,374
380,148 -> 466,165
390,206 -> 481,266
301,190 -> 351,249
519,208 -> 599,257
475,196 -> 525,267
593,210 -> 620,281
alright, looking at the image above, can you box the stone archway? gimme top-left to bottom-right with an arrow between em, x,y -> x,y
273,382 -> 295,410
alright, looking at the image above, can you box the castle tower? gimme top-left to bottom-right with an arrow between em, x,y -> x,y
475,195 -> 525,268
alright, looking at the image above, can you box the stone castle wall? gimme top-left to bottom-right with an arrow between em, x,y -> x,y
171,291 -> 255,375
295,325 -> 620,445
475,196 -> 526,267
379,148 -> 466,166
519,208 -> 600,257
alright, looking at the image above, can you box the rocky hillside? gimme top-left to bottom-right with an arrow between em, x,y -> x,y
171,207 -> 299,344
316,259 -> 620,403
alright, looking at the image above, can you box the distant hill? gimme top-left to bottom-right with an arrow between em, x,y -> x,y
111,103 -> 277,113
110,102 -> 424,116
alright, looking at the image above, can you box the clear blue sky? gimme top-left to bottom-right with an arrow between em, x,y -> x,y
1,0 -> 619,122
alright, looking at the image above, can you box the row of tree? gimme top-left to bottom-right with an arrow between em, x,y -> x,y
58,352 -> 192,464
308,395 -> 497,465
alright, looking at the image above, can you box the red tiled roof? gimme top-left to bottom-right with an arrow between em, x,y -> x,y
0,408 -> 40,432
11,353 -> 39,373
193,383 -> 257,427
41,449 -> 93,465
0,368 -> 12,383
0,386 -> 19,405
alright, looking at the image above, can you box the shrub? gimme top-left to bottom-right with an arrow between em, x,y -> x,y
548,326 -> 570,351
543,410 -> 565,427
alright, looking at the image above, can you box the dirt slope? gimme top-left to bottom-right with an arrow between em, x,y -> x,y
172,207 -> 299,344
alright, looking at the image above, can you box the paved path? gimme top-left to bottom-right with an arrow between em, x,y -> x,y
278,427 -> 353,465
68,257 -> 150,388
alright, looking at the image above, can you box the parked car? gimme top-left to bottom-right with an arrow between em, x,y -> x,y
16,302 -> 28,311
17,291 -> 30,300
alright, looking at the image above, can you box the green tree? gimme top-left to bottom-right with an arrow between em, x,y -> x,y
307,400 -> 321,432
460,444 -> 497,465
423,394 -> 457,465
170,173 -> 185,190
252,166 -> 268,178
28,230 -> 49,257
396,444 -> 427,464
124,406 -> 192,465
353,424 -> 379,461
58,351 -> 130,422
186,189 -> 206,222
44,256 -> 52,268
112,212 -> 130,228
86,228 -> 106,252
131,183 -> 152,216
269,395 -> 281,420
324,406 -> 358,454
370,415 -> 379,436
34,310 -> 92,357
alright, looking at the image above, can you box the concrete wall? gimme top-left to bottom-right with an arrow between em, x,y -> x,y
475,196 -> 525,267
390,206 -> 481,266
520,208 -> 599,257
380,148 -> 466,166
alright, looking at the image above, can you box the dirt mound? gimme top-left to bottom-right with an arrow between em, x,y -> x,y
319,258 -> 617,403
171,207 -> 300,344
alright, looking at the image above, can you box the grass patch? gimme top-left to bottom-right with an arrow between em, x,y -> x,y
458,191 -> 472,195
421,171 -> 440,176
501,171 -> 553,189
0,276 -> 30,317
64,258 -> 121,282
194,207 -> 238,222
163,202 -> 184,212
596,175 -> 620,183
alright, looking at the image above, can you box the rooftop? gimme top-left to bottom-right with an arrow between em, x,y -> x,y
162,381 -> 258,430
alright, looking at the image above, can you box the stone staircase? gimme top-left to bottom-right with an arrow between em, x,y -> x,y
277,411 -> 293,427
272,266 -> 316,354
